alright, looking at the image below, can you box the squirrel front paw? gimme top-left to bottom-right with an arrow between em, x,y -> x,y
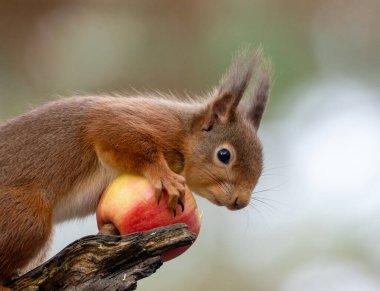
147,170 -> 186,216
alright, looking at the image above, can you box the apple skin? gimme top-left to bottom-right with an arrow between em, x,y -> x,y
96,174 -> 202,261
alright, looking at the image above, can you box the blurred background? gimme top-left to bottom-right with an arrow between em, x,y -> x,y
1,0 -> 380,290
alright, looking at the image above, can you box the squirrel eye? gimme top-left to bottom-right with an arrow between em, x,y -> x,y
217,148 -> 231,164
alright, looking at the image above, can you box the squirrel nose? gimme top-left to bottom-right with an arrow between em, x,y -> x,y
232,197 -> 246,210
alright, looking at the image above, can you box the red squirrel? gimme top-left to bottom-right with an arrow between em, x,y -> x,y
0,49 -> 271,283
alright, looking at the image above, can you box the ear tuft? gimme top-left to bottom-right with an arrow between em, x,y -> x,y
217,48 -> 261,102
246,58 -> 272,130
202,49 -> 261,128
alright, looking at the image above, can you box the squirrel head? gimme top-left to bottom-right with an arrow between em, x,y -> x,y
184,49 -> 271,210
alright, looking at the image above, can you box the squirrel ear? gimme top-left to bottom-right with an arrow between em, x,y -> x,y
246,60 -> 272,130
202,50 -> 259,130
202,93 -> 239,129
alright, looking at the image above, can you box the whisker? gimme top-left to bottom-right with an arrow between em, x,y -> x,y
262,164 -> 290,172
252,197 -> 279,212
253,188 -> 281,194
198,168 -> 230,196
253,178 -> 290,194
224,168 -> 234,197
261,173 -> 289,178
250,200 -> 277,217
244,208 -> 250,234
248,201 -> 271,222
252,196 -> 287,207
203,170 -> 228,193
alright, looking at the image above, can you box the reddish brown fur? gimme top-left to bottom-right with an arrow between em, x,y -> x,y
0,49 -> 271,283
0,185 -> 52,282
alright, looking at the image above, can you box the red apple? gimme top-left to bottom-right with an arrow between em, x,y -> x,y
96,174 -> 202,261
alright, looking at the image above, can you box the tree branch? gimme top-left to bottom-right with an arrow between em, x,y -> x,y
5,223 -> 196,291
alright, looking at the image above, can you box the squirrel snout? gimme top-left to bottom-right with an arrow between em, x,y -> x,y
229,195 -> 250,211
200,185 -> 252,210
232,197 -> 245,210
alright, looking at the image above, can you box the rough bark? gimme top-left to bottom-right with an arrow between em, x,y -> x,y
5,223 -> 195,291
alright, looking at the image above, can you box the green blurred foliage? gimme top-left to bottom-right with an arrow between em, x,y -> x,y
0,0 -> 319,120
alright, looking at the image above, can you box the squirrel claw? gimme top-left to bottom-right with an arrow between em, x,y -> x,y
172,209 -> 177,217
153,181 -> 163,205
146,169 -> 186,216
178,200 -> 185,212
156,192 -> 161,205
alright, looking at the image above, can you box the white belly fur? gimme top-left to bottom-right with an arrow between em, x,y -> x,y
52,159 -> 120,223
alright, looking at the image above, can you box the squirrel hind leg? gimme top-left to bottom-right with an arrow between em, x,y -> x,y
0,186 -> 53,283
18,229 -> 54,276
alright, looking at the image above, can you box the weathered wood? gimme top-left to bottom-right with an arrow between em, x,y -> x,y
5,224 -> 195,291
